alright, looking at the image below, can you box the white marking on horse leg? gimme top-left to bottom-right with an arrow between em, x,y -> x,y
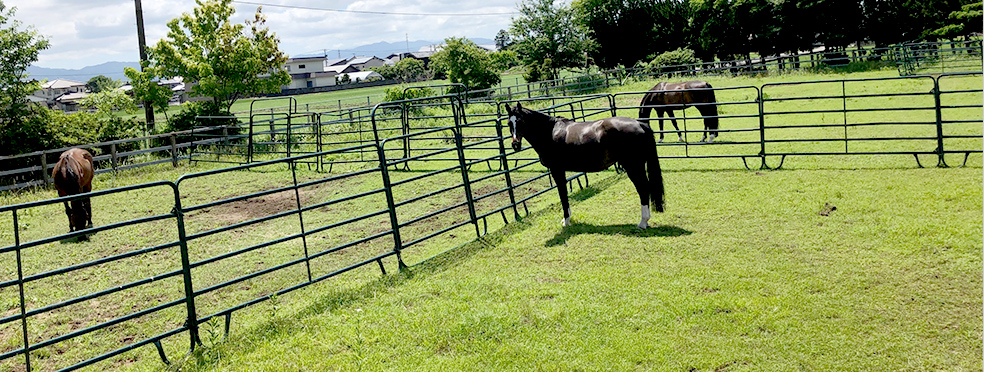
561,208 -> 572,227
637,204 -> 651,229
658,136 -> 664,143
708,133 -> 717,142
678,134 -> 685,143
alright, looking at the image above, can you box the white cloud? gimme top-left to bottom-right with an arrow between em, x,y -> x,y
5,0 -> 516,69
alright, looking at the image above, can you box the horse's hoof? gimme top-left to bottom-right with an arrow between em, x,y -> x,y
657,138 -> 664,143
636,222 -> 648,230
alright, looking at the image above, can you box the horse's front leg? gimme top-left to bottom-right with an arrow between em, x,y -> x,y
551,169 -> 571,227
624,163 -> 651,229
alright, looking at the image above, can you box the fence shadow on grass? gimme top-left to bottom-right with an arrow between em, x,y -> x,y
546,223 -> 692,247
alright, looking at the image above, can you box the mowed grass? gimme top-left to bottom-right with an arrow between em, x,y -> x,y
1,67 -> 980,371
166,164 -> 982,371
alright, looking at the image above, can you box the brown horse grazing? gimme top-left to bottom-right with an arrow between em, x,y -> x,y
638,81 -> 720,143
505,102 -> 665,229
52,148 -> 94,233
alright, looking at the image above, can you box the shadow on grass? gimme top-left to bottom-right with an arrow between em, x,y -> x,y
179,211 -> 539,371
546,223 -> 692,247
177,171 -> 638,370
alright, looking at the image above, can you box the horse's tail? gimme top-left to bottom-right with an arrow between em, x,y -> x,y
646,135 -> 665,212
697,83 -> 719,133
638,93 -> 653,121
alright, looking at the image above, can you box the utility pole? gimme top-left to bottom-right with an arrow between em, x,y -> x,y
134,0 -> 155,133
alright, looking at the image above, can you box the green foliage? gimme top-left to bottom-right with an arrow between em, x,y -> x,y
79,89 -> 137,118
0,2 -> 49,137
495,29 -> 512,50
124,66 -> 174,119
644,48 -> 698,71
510,0 -> 595,75
140,0 -> 290,111
489,50 -> 520,72
0,107 -> 55,156
383,85 -> 435,102
85,75 -> 120,93
372,58 -> 428,82
166,100 -> 240,134
430,37 -> 503,92
338,73 -> 351,84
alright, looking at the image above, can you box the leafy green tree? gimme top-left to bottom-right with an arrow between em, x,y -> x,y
510,0 -> 596,76
927,1 -> 983,39
85,75 -> 120,93
124,65 -> 174,122
573,0 -> 692,68
489,50 -> 520,71
80,89 -> 137,118
393,57 -> 427,82
0,2 -> 50,155
494,29 -> 512,50
130,0 -> 289,112
430,37 -> 503,91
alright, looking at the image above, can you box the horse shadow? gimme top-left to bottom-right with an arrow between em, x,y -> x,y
546,223 -> 692,247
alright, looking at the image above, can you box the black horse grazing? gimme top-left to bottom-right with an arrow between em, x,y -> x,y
505,103 -> 665,229
638,80 -> 720,143
52,148 -> 94,233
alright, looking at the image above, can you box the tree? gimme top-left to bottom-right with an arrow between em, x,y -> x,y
494,29 -> 512,50
509,0 -> 596,76
0,2 -> 50,155
80,89 -> 137,119
124,65 -> 174,122
85,75 -> 120,93
131,0 -> 289,112
430,37 -> 502,92
573,0 -> 692,68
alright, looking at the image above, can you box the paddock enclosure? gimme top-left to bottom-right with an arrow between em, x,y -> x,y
0,71 -> 981,371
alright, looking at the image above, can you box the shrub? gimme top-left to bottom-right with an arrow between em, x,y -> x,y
646,48 -> 698,73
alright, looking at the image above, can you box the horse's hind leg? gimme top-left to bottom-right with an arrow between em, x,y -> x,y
62,201 -> 74,232
666,110 -> 684,142
551,169 -> 572,227
82,184 -> 93,228
656,110 -> 666,143
623,163 -> 651,229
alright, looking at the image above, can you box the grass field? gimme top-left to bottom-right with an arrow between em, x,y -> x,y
1,67 -> 981,371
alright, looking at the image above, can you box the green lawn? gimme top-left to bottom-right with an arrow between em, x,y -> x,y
1,67 -> 981,371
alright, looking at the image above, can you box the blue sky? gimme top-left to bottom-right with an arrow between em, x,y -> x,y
4,0 -> 518,69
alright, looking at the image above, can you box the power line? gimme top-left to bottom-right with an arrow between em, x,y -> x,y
231,1 -> 515,17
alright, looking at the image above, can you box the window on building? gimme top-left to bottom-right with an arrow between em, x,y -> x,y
306,81 -> 313,88
299,64 -> 306,69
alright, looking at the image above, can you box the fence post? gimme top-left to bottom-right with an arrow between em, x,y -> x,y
757,86 -> 768,169
171,183 -> 201,350
111,143 -> 119,172
495,104 -> 521,220
932,77 -> 948,167
13,210 -> 32,372
170,134 -> 179,167
450,97 -> 480,237
370,106 -> 407,271
41,152 -> 50,187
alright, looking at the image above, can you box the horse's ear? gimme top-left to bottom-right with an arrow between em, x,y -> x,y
516,102 -> 523,111
504,103 -> 512,114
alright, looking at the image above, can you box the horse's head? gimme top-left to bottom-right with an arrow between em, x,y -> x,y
504,102 -> 526,151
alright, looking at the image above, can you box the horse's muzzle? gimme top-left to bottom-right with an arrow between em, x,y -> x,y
511,139 -> 521,151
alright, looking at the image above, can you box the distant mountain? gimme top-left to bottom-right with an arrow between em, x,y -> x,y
26,61 -> 140,83
294,38 -> 496,59
26,38 -> 496,82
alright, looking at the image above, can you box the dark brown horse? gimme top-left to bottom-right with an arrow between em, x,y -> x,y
52,148 -> 94,232
638,80 -> 720,143
505,102 -> 665,229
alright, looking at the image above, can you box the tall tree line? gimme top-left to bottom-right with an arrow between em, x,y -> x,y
509,0 -> 981,70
